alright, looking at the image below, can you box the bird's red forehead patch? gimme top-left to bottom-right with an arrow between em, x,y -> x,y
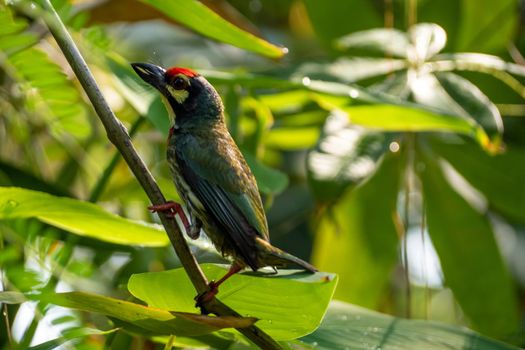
166,67 -> 198,78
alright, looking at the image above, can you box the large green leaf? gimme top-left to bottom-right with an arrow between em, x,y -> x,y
27,328 -> 117,350
312,153 -> 401,308
419,150 -> 519,338
140,0 -> 285,58
342,105 -> 489,147
307,111 -> 392,202
0,291 -> 255,336
128,264 -> 337,340
0,187 -> 168,246
297,301 -> 518,350
432,138 -> 525,225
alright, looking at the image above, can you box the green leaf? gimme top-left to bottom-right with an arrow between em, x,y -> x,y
0,187 -> 168,247
337,28 -> 409,57
312,153 -> 401,308
265,126 -> 321,150
435,72 -> 503,139
432,138 -> 525,225
242,151 -> 289,195
128,264 -> 337,341
0,291 -> 27,304
140,0 -> 285,58
6,48 -> 88,139
36,291 -> 255,336
419,150 -> 519,338
432,53 -> 525,77
296,58 -> 407,83
342,105 -> 489,147
27,328 -> 117,350
307,112 -> 392,202
297,301 -> 519,350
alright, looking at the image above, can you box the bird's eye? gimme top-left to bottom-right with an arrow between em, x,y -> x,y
172,77 -> 189,90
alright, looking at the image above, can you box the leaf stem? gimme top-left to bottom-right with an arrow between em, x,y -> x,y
38,1 -> 281,348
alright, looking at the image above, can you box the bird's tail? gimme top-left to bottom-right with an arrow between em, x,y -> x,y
257,238 -> 318,273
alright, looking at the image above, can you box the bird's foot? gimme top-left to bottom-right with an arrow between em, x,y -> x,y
194,263 -> 243,314
148,200 -> 192,233
194,281 -> 219,314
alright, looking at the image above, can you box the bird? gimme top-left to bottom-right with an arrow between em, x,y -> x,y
131,62 -> 317,304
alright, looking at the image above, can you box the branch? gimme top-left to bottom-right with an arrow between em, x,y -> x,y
37,1 -> 282,349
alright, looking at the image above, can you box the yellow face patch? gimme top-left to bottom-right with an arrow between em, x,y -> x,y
160,95 -> 175,124
166,74 -> 190,104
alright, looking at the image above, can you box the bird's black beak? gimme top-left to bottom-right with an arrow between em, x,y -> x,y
131,62 -> 166,90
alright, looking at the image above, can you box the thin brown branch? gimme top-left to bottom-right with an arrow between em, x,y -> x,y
36,1 -> 281,348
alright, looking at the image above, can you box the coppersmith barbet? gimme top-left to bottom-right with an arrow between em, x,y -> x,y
131,63 -> 317,300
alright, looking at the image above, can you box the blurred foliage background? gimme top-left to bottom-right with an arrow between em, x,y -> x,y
1,0 -> 525,349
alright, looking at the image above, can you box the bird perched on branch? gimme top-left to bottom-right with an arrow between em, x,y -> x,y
131,63 -> 317,304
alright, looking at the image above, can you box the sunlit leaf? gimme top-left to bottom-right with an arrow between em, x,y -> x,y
307,111 -> 392,202
265,126 -> 321,150
435,72 -> 503,139
0,187 -> 169,247
432,53 -> 525,77
337,28 -> 409,57
312,153 -> 401,308
140,0 -> 286,58
0,291 -> 27,304
342,104 -> 489,147
295,57 -> 407,83
128,264 -> 337,340
296,301 -> 519,350
36,291 -> 256,336
419,150 -> 519,338
6,48 -> 88,138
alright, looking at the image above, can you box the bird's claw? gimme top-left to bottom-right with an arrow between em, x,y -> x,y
194,281 -> 219,314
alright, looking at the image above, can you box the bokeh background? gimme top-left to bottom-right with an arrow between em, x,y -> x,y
1,0 -> 525,349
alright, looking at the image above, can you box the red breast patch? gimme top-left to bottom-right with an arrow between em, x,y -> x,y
166,67 -> 198,78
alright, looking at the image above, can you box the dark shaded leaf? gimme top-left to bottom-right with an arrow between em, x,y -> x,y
419,148 -> 519,338
297,301 -> 518,350
312,153 -> 401,308
431,138 -> 525,225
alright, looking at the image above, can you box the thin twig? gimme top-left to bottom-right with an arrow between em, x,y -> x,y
38,1 -> 281,348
